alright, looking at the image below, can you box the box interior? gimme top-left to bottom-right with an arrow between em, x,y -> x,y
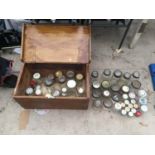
14,63 -> 89,98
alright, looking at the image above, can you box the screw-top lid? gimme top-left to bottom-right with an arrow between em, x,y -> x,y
113,69 -> 122,78
103,69 -> 111,76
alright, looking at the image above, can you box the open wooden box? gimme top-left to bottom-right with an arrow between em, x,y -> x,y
13,24 -> 91,109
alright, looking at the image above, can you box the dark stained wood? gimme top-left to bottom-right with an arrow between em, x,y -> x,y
21,25 -> 91,64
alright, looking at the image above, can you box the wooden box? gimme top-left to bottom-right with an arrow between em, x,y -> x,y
13,25 -> 91,109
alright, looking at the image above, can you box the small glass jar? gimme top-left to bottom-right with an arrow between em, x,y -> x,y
25,87 -> 34,95
55,70 -> 63,78
132,71 -> 140,79
93,99 -> 103,108
66,70 -> 75,78
102,69 -> 111,80
91,71 -> 99,79
67,79 -> 77,97
32,72 -> 42,84
122,72 -> 131,86
111,69 -> 122,86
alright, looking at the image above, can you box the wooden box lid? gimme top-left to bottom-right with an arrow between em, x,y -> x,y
21,24 -> 91,64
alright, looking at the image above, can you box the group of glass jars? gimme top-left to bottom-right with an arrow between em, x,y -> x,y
91,69 -> 148,118
25,70 -> 85,98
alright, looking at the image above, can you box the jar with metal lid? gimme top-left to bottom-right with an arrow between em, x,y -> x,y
111,69 -> 123,86
66,70 -> 75,78
102,90 -> 111,98
25,87 -> 34,96
44,77 -> 54,86
93,99 -> 103,108
66,79 -> 77,97
111,93 -> 122,103
58,75 -> 66,83
122,72 -> 131,86
102,69 -> 111,81
101,80 -> 111,90
75,73 -> 84,88
92,89 -> 101,98
102,90 -> 111,105
55,70 -> 63,78
91,71 -> 99,79
132,71 -> 140,79
92,80 -> 101,89
76,87 -> 85,97
61,87 -> 68,97
121,85 -> 130,93
32,72 -> 42,84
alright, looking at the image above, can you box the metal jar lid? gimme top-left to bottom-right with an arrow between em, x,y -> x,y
112,93 -> 121,102
125,106 -> 130,112
76,73 -> 84,81
62,87 -> 67,93
133,103 -> 139,109
33,73 -> 41,80
122,94 -> 128,100
67,80 -> 77,88
130,99 -> 136,104
91,71 -> 99,78
121,109 -> 127,115
128,103 -> 134,109
92,90 -> 101,98
58,75 -> 66,83
101,80 -> 110,89
138,90 -> 147,98
124,100 -> 130,105
93,100 -> 102,107
92,81 -> 101,89
131,108 -> 137,114
140,105 -> 148,112
111,84 -> 120,92
44,78 -> 53,86
123,72 -> 131,79
62,93 -> 67,97
131,80 -> 141,89
66,70 -> 75,78
77,87 -> 84,94
129,92 -> 136,99
25,87 -> 34,95
128,111 -> 134,117
114,102 -> 122,110
121,102 -> 126,108
103,69 -> 111,76
55,71 -> 63,78
132,71 -> 140,78
35,89 -> 42,96
139,98 -> 148,105
102,90 -> 110,97
35,85 -> 41,90
103,101 -> 113,108
52,90 -> 61,97
48,74 -> 55,80
122,85 -> 130,93
113,69 -> 122,78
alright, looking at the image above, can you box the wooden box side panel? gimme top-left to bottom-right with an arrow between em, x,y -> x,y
14,97 -> 89,109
